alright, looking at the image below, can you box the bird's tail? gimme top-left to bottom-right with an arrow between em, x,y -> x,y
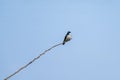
62,42 -> 65,45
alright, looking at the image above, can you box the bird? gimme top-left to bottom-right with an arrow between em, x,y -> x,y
63,31 -> 72,45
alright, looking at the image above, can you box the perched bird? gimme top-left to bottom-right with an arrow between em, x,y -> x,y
63,31 -> 72,45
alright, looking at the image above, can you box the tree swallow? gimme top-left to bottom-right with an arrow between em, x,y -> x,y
63,31 -> 72,45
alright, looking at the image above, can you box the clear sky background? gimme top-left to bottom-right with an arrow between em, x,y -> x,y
1,0 -> 120,80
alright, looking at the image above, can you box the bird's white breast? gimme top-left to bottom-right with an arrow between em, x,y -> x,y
66,34 -> 72,41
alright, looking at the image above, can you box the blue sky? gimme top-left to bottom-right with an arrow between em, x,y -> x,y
1,0 -> 120,80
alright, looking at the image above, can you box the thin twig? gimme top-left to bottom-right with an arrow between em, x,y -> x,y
4,43 -> 63,80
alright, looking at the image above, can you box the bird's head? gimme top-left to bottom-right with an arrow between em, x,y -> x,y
67,31 -> 71,34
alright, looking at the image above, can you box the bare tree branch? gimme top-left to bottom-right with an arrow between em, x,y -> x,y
4,43 -> 63,80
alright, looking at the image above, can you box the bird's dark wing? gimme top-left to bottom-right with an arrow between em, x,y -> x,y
63,34 -> 67,45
